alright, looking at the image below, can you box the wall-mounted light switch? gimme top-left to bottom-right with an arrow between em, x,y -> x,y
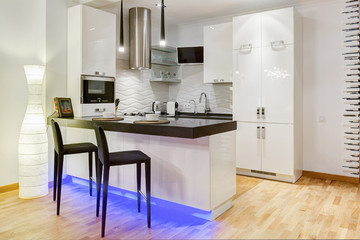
319,116 -> 326,123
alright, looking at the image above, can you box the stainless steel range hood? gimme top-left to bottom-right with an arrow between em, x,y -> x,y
129,7 -> 151,70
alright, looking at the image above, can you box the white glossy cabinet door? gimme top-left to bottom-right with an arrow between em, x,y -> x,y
261,8 -> 294,47
233,13 -> 261,50
261,45 -> 294,124
82,5 -> 116,77
236,122 -> 262,171
204,22 -> 232,83
233,47 -> 261,122
261,123 -> 294,175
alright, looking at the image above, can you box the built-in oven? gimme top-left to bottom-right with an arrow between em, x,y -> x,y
81,75 -> 115,104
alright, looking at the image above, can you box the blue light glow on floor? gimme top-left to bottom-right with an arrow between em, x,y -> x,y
67,175 -> 212,227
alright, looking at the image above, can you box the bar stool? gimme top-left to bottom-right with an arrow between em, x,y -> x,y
51,119 -> 97,215
94,125 -> 151,238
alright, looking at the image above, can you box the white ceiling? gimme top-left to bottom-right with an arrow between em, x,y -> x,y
69,0 -> 330,24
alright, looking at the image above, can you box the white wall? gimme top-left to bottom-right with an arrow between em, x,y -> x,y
0,0 -> 68,187
45,0 -> 69,185
0,0 -> 46,186
298,0 -> 346,176
46,0 -> 68,116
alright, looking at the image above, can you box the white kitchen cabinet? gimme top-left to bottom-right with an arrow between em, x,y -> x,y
261,123 -> 294,175
233,8 -> 294,50
81,6 -> 116,77
233,47 -> 261,122
261,8 -> 294,47
233,7 -> 303,183
233,13 -> 261,49
262,45 -> 294,124
68,5 -> 116,77
236,122 -> 294,176
236,122 -> 261,171
204,22 -> 233,83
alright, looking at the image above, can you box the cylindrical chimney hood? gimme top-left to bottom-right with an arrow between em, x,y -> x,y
129,7 -> 151,70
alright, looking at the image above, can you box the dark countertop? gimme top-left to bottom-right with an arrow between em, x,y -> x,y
50,116 -> 236,139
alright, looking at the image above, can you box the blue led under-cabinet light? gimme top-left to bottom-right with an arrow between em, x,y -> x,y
67,175 -> 212,226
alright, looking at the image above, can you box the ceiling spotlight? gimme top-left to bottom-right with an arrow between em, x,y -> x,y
158,0 -> 166,46
119,0 -> 124,52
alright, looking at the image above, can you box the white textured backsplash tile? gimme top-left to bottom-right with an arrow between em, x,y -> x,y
169,65 -> 232,114
115,60 -> 232,114
116,59 -> 169,113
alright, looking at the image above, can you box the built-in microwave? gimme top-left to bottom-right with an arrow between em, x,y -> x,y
81,75 -> 115,104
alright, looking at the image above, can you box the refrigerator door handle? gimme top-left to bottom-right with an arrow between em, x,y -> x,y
262,126 -> 266,139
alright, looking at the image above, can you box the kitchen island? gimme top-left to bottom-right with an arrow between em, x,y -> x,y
50,116 -> 236,220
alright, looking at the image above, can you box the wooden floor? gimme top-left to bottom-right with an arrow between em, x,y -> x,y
1,175 -> 360,239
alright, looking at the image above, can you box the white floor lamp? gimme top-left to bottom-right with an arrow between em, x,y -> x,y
18,65 -> 48,199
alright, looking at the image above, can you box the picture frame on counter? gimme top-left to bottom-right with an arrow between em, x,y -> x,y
54,97 -> 74,118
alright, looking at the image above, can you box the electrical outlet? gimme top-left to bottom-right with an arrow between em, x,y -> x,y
183,103 -> 191,109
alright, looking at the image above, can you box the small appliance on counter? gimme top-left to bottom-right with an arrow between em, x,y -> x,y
167,101 -> 178,116
152,101 -> 161,114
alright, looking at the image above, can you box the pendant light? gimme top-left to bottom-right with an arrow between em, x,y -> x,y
119,0 -> 125,52
159,0 -> 166,46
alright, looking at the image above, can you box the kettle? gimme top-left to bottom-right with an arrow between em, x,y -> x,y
152,101 -> 161,114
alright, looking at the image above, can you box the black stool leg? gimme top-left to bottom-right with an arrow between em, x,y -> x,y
53,151 -> 58,201
96,160 -> 103,218
56,153 -> 64,215
145,161 -> 151,228
136,163 -> 141,213
101,166 -> 110,237
88,152 -> 93,196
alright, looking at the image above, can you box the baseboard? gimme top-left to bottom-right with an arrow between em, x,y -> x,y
0,183 -> 19,193
0,175 -> 73,194
303,171 -> 359,184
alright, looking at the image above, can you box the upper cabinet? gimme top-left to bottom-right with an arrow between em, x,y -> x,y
233,8 -> 294,49
262,8 -> 294,47
233,13 -> 261,49
68,5 -> 116,77
204,22 -> 233,83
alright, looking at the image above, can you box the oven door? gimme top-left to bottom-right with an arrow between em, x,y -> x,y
81,75 -> 115,104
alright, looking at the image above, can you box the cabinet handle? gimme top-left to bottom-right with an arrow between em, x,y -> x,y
240,44 -> 252,50
257,107 -> 260,119
257,126 -> 261,139
270,41 -> 285,47
262,107 -> 265,119
95,71 -> 105,76
262,127 -> 266,139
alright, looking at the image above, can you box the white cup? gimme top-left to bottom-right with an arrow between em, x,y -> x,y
103,112 -> 113,118
146,114 -> 159,121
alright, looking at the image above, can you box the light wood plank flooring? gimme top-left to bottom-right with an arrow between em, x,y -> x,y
1,175 -> 360,239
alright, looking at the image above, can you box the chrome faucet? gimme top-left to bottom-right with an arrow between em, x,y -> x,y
199,92 -> 210,115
